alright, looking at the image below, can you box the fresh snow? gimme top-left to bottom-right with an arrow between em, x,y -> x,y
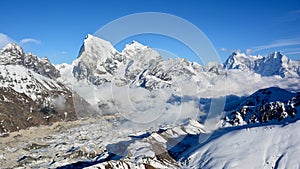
0,65 -> 64,101
224,51 -> 300,78
183,121 -> 300,169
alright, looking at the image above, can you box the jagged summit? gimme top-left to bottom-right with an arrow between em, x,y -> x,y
124,40 -> 149,50
1,42 -> 24,56
0,43 -> 60,79
77,34 -> 117,59
223,51 -> 300,77
223,52 -> 259,71
68,35 -> 300,92
72,35 -> 163,86
0,44 -> 80,136
122,40 -> 161,61
73,35 -> 123,84
0,43 -> 25,65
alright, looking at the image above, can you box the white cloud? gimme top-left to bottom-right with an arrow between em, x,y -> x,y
220,47 -> 227,52
0,33 -> 14,49
20,38 -> 41,45
252,38 -> 300,52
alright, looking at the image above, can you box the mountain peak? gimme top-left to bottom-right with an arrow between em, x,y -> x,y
73,35 -> 121,84
121,40 -> 151,55
122,40 -> 161,60
77,34 -> 117,59
85,33 -> 94,39
1,42 -> 24,56
224,51 -> 299,77
0,43 -> 60,79
0,43 -> 24,65
223,52 -> 255,71
266,51 -> 288,61
83,34 -> 112,46
127,40 -> 148,48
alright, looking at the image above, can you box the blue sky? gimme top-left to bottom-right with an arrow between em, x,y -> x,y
0,0 -> 299,64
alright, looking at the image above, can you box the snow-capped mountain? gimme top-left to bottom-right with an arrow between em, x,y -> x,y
0,43 -> 90,136
224,51 -> 300,77
59,35 -> 227,117
0,43 -> 60,79
58,35 -> 300,122
67,35 -> 223,90
72,34 -> 123,85
65,35 -> 300,97
72,34 -> 162,87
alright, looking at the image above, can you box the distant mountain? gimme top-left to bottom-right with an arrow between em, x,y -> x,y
224,51 -> 300,77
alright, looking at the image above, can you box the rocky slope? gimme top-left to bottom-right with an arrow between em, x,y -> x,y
0,43 -> 90,136
223,87 -> 299,126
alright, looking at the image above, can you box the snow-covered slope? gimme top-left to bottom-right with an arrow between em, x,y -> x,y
182,120 -> 300,169
224,51 -> 300,77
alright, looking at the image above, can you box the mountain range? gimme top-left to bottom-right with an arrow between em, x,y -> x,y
0,34 -> 299,168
